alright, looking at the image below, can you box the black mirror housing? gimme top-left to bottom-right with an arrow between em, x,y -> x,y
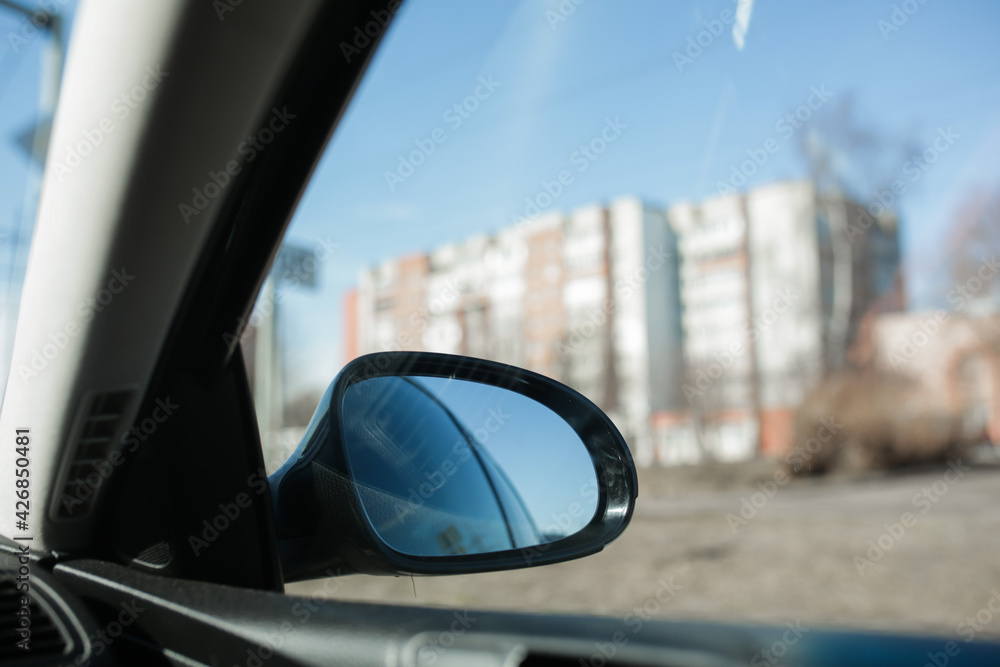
270,352 -> 637,581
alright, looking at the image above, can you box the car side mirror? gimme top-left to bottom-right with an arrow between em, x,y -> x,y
269,352 -> 637,581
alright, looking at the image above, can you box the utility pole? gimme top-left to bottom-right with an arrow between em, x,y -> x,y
0,1 -> 66,399
254,244 -> 318,468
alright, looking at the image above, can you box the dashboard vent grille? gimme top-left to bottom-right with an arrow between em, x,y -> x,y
0,576 -> 68,660
55,389 -> 135,519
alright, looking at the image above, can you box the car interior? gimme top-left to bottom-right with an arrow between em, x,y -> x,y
2,1 -> 999,666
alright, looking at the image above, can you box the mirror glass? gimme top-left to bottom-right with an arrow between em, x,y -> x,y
340,376 -> 599,557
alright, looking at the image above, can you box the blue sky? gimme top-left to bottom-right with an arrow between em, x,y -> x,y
0,4 -> 61,276
1,0 -> 999,397
278,0 -> 1000,395
413,375 -> 597,535
0,7 -> 51,214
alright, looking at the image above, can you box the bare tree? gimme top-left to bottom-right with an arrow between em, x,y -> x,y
797,95 -> 917,370
946,186 -> 1000,312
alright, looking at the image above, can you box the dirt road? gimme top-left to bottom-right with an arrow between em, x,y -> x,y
287,459 -> 1000,639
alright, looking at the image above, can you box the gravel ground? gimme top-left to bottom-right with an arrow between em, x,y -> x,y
287,458 -> 1000,640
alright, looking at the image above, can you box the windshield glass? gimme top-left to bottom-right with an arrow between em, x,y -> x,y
256,0 -> 1000,637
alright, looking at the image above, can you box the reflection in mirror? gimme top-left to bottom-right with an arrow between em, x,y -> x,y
341,376 -> 598,558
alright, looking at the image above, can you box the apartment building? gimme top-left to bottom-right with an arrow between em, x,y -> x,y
346,197 -> 684,465
658,181 -> 901,463
346,182 -> 902,465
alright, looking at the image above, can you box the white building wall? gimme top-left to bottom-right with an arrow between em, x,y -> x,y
675,194 -> 753,406
608,198 -> 652,463
634,204 -> 684,414
746,181 -> 824,408
669,194 -> 758,462
357,260 -> 398,353
560,205 -> 611,407
487,226 -> 528,366
608,196 -> 683,464
423,244 -> 462,354
356,268 -> 375,355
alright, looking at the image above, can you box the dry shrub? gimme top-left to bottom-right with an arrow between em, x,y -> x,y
787,371 -> 964,476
